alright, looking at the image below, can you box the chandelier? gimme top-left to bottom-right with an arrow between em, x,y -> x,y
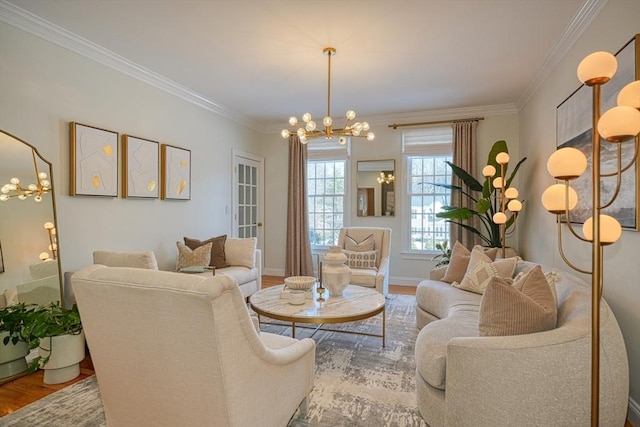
281,47 -> 375,145
0,151 -> 51,202
376,172 -> 395,184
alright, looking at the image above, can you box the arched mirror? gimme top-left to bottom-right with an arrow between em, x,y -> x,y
357,160 -> 395,217
0,130 -> 62,308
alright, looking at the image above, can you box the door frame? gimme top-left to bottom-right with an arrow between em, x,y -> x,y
231,149 -> 264,253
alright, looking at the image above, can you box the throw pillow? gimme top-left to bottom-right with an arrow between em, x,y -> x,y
344,233 -> 375,252
225,237 -> 257,268
442,242 -> 499,284
479,265 -> 558,336
184,235 -> 229,269
452,246 -> 518,294
176,241 -> 212,271
344,250 -> 378,270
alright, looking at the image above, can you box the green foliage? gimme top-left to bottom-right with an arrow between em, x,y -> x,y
0,303 -> 36,346
431,240 -> 452,268
435,140 -> 526,247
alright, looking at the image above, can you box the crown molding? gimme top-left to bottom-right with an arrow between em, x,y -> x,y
0,0 -> 264,132
516,0 -> 608,110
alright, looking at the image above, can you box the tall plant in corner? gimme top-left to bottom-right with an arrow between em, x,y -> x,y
435,140 -> 526,247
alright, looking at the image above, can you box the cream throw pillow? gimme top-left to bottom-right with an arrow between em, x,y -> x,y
442,242 -> 499,284
176,242 -> 212,271
344,250 -> 377,270
225,237 -> 257,268
344,233 -> 375,252
452,246 -> 517,294
479,265 -> 558,336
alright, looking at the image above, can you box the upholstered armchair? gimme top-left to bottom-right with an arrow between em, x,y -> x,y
72,265 -> 316,427
337,227 -> 392,296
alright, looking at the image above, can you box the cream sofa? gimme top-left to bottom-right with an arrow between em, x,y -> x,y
65,239 -> 261,307
414,261 -> 629,427
72,265 -> 315,427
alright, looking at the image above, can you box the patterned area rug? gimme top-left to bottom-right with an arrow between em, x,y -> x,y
2,294 -> 426,427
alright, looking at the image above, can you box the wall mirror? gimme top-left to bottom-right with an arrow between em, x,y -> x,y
0,130 -> 63,307
357,159 -> 395,217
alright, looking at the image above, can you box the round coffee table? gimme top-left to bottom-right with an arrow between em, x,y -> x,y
249,284 -> 386,347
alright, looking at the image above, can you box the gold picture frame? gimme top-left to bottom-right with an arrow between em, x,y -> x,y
161,144 -> 191,200
70,122 -> 119,197
122,135 -> 159,199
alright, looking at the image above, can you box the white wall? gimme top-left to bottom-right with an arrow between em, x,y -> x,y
518,0 -> 640,414
262,112 -> 519,282
0,24 -> 263,277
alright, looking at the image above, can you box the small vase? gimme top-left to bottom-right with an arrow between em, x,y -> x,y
322,246 -> 351,296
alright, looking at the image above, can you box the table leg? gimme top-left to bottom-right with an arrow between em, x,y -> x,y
292,322 -> 296,338
382,308 -> 386,348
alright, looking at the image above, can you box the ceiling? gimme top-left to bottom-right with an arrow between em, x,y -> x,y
3,0 -> 598,132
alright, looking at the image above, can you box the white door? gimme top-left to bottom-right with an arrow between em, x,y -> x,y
232,150 -> 264,248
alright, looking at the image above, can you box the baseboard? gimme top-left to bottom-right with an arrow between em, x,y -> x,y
262,268 -> 285,277
629,397 -> 640,427
389,276 -> 422,286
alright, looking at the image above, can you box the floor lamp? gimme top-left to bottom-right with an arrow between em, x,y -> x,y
541,50 -> 640,426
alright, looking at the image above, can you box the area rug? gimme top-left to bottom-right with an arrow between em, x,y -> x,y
2,294 -> 426,427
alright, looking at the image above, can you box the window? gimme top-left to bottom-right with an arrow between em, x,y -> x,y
403,127 -> 453,252
306,138 -> 350,247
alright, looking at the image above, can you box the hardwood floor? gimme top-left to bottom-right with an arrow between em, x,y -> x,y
1,278 -> 633,427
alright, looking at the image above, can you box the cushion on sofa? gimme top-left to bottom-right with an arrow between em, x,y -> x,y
344,233 -> 375,252
349,268 -> 377,288
453,250 -> 518,295
416,280 -> 482,319
216,265 -> 257,285
176,242 -> 212,271
93,250 -> 159,270
184,235 -> 229,269
225,237 -> 257,268
442,243 -> 499,284
479,265 -> 558,336
344,250 -> 377,270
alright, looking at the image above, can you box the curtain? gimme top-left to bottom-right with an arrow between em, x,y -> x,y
450,120 -> 480,249
285,135 -> 314,277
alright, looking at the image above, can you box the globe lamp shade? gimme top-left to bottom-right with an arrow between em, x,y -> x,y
577,51 -> 617,86
597,106 -> 640,142
507,200 -> 522,212
493,212 -> 507,224
541,184 -> 578,214
482,165 -> 496,177
547,147 -> 587,180
582,215 -> 622,244
617,80 -> 640,109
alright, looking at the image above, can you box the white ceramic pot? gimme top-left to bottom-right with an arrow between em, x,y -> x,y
0,331 -> 29,384
39,331 -> 85,384
322,246 -> 351,296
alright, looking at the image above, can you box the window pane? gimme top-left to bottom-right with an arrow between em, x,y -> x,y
307,160 -> 346,247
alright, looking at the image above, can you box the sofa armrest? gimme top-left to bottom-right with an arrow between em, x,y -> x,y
375,255 -> 390,296
255,249 -> 262,290
443,308 -> 628,427
429,266 -> 447,281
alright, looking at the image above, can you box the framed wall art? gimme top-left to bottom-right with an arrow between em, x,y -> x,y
70,122 -> 119,197
122,135 -> 159,199
556,34 -> 639,231
161,144 -> 191,200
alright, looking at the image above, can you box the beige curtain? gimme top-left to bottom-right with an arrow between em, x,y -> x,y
450,120 -> 480,249
285,135 -> 314,277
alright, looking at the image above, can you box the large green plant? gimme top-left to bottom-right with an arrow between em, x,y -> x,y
0,303 -> 36,346
19,302 -> 82,373
435,140 -> 526,247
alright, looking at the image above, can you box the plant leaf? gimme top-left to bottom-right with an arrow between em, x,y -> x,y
446,161 -> 483,192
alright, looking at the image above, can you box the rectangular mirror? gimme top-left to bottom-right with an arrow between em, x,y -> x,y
357,160 -> 395,217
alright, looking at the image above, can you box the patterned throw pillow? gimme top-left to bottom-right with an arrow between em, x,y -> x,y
184,235 -> 229,269
442,242 -> 499,284
344,233 -> 375,252
176,241 -> 212,271
344,250 -> 378,270
452,246 -> 518,294
479,265 -> 558,336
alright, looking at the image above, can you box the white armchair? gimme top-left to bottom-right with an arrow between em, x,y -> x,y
337,227 -> 391,296
72,265 -> 315,427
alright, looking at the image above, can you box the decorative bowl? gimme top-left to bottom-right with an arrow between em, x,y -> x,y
284,276 -> 316,290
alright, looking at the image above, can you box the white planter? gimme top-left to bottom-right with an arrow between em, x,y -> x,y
322,246 -> 351,296
0,331 -> 29,384
39,331 -> 85,384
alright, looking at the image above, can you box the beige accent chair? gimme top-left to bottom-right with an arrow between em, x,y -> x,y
337,227 -> 391,296
72,265 -> 315,427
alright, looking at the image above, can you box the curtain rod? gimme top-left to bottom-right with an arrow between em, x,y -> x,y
388,117 -> 484,129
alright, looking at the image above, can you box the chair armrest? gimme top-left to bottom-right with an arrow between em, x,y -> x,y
375,255 -> 390,296
260,337 -> 316,365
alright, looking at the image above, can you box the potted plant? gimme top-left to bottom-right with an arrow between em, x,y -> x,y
0,303 -> 34,384
431,240 -> 452,268
22,302 -> 84,384
434,140 -> 526,248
